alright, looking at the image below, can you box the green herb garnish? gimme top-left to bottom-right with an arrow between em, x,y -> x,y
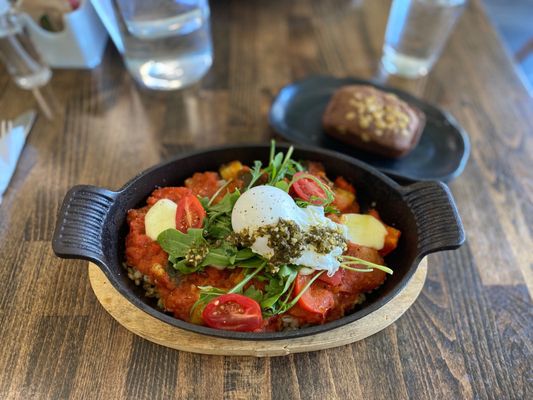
295,199 -> 340,215
200,190 -> 241,240
244,140 -> 304,192
340,255 -> 394,275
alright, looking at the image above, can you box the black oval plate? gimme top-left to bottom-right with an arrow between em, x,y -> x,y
269,75 -> 470,182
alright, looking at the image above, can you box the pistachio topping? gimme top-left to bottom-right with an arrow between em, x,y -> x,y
183,242 -> 209,267
347,89 -> 412,135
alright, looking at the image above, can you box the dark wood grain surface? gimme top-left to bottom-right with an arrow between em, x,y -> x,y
1,0 -> 532,399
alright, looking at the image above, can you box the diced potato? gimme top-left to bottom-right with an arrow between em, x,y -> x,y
219,161 -> 243,181
340,213 -> 387,250
144,199 -> 178,240
334,176 -> 356,194
333,187 -> 356,212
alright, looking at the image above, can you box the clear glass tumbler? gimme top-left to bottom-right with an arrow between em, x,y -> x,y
381,0 -> 467,78
110,0 -> 213,91
0,8 -> 52,90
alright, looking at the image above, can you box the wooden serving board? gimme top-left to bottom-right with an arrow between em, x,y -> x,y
88,259 -> 427,357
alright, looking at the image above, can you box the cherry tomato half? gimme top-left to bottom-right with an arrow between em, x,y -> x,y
175,195 -> 206,233
291,172 -> 327,205
202,294 -> 263,332
294,273 -> 335,315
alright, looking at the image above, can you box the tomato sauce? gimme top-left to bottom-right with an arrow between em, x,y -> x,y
125,168 -> 394,332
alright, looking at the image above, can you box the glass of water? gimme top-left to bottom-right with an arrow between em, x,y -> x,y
381,0 -> 467,78
111,0 -> 213,90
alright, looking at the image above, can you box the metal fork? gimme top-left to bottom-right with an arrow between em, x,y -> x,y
0,119 -> 13,140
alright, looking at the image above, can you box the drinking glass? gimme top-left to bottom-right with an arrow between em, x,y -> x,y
0,5 -> 52,90
109,0 -> 213,91
381,0 -> 467,78
0,2 -> 55,119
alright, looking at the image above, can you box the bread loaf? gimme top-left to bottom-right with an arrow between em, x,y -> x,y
322,85 -> 425,158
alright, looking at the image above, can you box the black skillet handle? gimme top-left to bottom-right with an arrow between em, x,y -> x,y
402,181 -> 466,258
52,185 -> 118,267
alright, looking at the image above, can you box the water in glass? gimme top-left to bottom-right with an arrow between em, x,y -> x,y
381,0 -> 466,78
113,0 -> 213,90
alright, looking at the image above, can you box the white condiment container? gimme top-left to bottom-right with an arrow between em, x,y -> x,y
20,0 -> 108,69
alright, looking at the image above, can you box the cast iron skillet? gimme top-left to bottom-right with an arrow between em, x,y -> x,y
52,144 -> 465,341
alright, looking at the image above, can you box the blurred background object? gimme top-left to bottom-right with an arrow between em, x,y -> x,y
483,0 -> 533,92
0,0 -> 51,89
0,0 -> 56,118
94,0 -> 213,91
381,0 -> 467,78
0,109 -> 36,204
18,0 -> 108,68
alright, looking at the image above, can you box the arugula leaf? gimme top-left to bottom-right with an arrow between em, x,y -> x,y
190,286 -> 227,315
206,180 -> 235,207
201,243 -> 258,268
208,190 -> 240,213
198,196 -> 210,210
245,160 -> 264,191
228,263 -> 266,294
295,199 -> 309,208
235,256 -> 267,268
271,152 -> 284,180
266,141 -> 296,185
274,180 -> 289,192
234,248 -> 255,260
271,146 -> 292,183
243,140 -> 304,192
243,285 -> 264,303
173,259 -> 202,274
295,199 -> 340,214
201,190 -> 241,240
201,244 -> 236,268
276,270 -> 325,314
260,265 -> 298,311
323,205 -> 341,214
158,228 -> 206,258
205,217 -> 233,239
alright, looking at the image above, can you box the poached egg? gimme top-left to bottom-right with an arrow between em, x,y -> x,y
231,185 -> 348,275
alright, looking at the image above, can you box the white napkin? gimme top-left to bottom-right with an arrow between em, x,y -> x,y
0,124 -> 27,204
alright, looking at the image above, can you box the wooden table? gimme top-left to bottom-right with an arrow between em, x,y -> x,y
1,0 -> 531,399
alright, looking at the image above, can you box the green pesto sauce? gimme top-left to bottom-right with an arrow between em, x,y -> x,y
183,243 -> 209,267
233,219 -> 347,267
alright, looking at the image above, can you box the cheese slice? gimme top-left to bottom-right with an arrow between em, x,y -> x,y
144,199 -> 178,241
340,213 -> 387,250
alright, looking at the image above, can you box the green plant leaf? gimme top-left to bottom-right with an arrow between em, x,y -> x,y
260,265 -> 298,310
157,228 -> 206,258
245,160 -> 264,191
243,285 -> 264,303
274,180 -> 289,192
209,190 -> 240,213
